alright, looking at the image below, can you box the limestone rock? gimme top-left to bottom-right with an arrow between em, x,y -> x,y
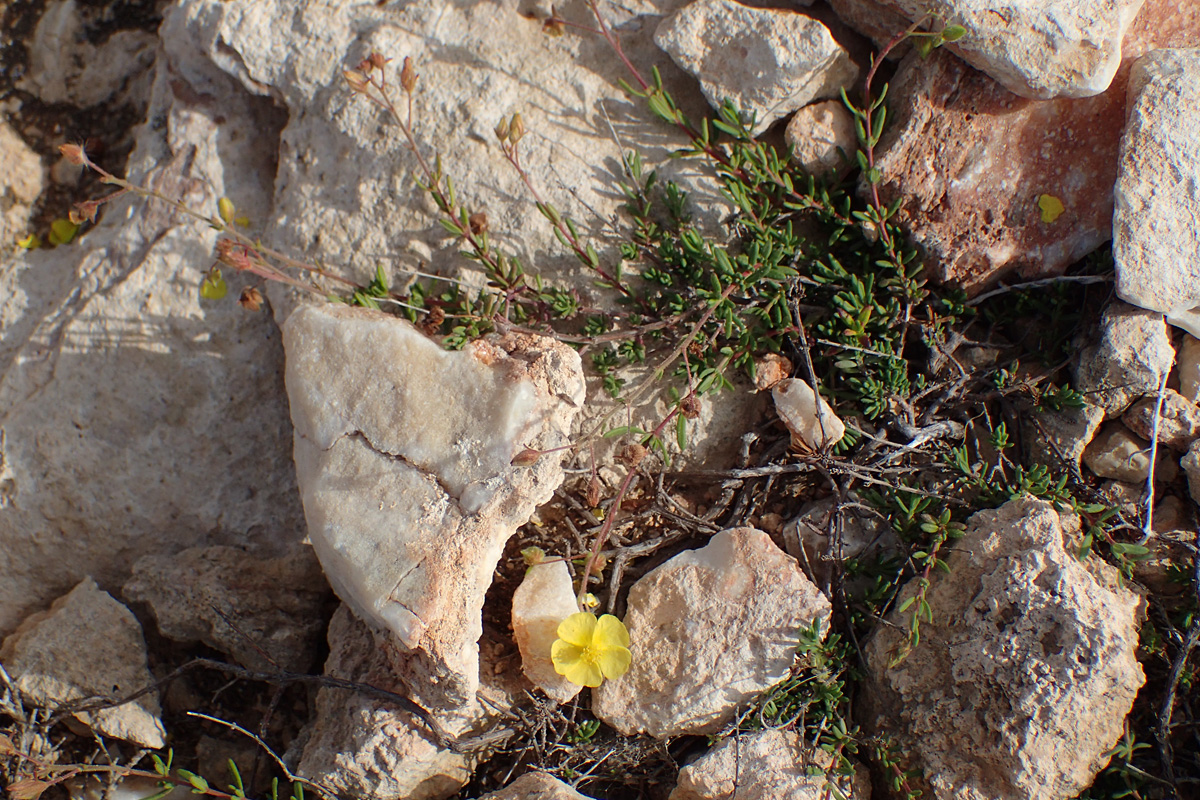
593,528 -> 831,738
1022,402 -> 1106,475
1122,389 -> 1200,451
0,122 -> 44,247
1177,334 -> 1200,404
1183,440 -> 1200,505
783,494 -> 896,592
785,100 -> 856,174
1083,422 -> 1179,484
283,303 -> 584,708
654,0 -> 858,135
772,378 -> 845,451
669,728 -> 871,800
296,605 -> 520,800
0,578 -> 165,748
511,560 -> 582,703
828,0 -> 1146,99
860,0 -> 1200,292
1133,496 -> 1197,596
1073,302 -> 1175,417
478,772 -> 594,800
863,497 -> 1145,800
123,545 -> 331,672
1114,49 -> 1200,335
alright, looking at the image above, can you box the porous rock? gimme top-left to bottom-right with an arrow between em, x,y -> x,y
478,772 -> 594,800
123,545 -> 331,672
1083,422 -> 1179,484
785,99 -> 856,174
1133,496 -> 1197,597
669,728 -> 871,800
1177,334 -> 1200,404
1021,402 -> 1106,475
593,528 -> 831,738
654,0 -> 858,134
859,0 -> 1200,293
827,0 -> 1146,99
511,559 -> 582,703
0,578 -> 165,748
1122,389 -> 1200,452
1114,49 -> 1200,336
0,122 -> 44,246
863,497 -> 1145,800
283,303 -> 584,708
1183,440 -> 1200,506
1073,302 -> 1175,417
297,605 -> 522,800
772,378 -> 845,451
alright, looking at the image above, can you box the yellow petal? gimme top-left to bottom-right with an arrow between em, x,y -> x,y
551,640 -> 585,675
1038,194 -> 1065,223
594,614 -> 630,648
562,657 -> 604,688
597,644 -> 632,680
557,612 -> 598,648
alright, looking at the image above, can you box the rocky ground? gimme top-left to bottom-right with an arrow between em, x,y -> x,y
1,1 -> 1198,800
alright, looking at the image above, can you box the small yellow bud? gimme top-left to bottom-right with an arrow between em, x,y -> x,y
218,197 -> 236,225
508,112 -> 525,144
494,118 -> 510,142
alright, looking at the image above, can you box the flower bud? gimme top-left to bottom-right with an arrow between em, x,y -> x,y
400,56 -> 418,94
368,52 -> 390,70
59,143 -> 86,166
343,69 -> 369,92
508,112 -> 525,144
494,117 -> 510,142
512,448 -> 542,467
239,286 -> 264,311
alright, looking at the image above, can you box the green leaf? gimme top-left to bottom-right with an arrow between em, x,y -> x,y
200,270 -> 228,300
48,218 -> 79,246
942,24 -> 967,42
218,197 -> 236,225
177,770 -> 209,794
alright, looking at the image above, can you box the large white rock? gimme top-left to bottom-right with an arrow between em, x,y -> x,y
1021,402 -> 1106,476
593,528 -> 831,738
283,303 -> 583,708
1083,422 -> 1178,484
0,122 -> 44,246
772,378 -> 845,451
669,728 -> 871,800
0,578 -> 165,748
1114,49 -> 1200,336
477,772 -> 595,800
827,0 -> 1146,99
511,559 -> 582,703
1122,389 -> 1200,451
863,497 -> 1145,800
1073,301 -> 1175,418
785,100 -> 857,174
654,0 -> 858,134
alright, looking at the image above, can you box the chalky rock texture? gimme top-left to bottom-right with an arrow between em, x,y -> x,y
1073,302 -> 1176,418
594,528 -> 831,738
123,545 -> 331,672
669,729 -> 871,800
1083,423 -> 1179,483
772,378 -> 845,451
1183,441 -> 1200,506
477,772 -> 594,800
784,494 -> 895,593
297,606 -> 522,800
1135,497 -> 1198,597
828,0 -> 1146,99
1021,402 -> 1106,476
1122,389 -> 1200,451
283,303 -> 584,707
0,0 -> 302,635
0,578 -> 165,748
864,497 -> 1145,800
1178,335 -> 1200,404
785,100 -> 856,174
511,560 -> 582,703
1114,49 -> 1200,336
654,0 -> 858,135
860,0 -> 1200,293
0,122 -> 45,246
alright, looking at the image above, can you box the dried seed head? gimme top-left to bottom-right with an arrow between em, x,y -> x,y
585,476 -> 602,508
343,69 -> 369,92
494,117 -> 510,142
542,18 -> 565,36
508,112 -> 525,144
368,52 -> 390,70
59,143 -> 86,166
399,56 -> 418,94
679,395 -> 700,419
239,286 -> 264,311
617,443 -> 647,467
68,200 -> 100,225
468,211 -> 488,235
512,448 -> 542,467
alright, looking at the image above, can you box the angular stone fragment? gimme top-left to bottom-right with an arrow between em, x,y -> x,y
511,560 -> 582,703
1133,496 -> 1197,597
783,494 -> 895,592
1083,423 -> 1178,484
1183,440 -> 1200,506
593,528 -> 831,738
772,378 -> 845,451
785,100 -> 857,174
1022,402 -> 1106,475
864,497 -> 1145,800
1073,302 -> 1175,417
1114,49 -> 1200,335
1122,389 -> 1200,451
478,772 -> 594,800
828,0 -> 1146,99
1177,334 -> 1200,404
0,578 -> 165,748
654,0 -> 858,134
670,728 -> 871,800
283,303 -> 583,708
123,545 -> 331,672
0,122 -> 44,246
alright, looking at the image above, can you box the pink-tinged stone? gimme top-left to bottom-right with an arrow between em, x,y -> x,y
865,0 -> 1200,294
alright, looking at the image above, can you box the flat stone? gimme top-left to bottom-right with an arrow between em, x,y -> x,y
593,528 -> 831,738
828,0 -> 1146,99
511,559 -> 582,703
1083,422 -> 1179,484
785,99 -> 856,174
1114,49 -> 1200,336
123,545 -> 332,672
669,728 -> 871,800
477,772 -> 594,800
772,378 -> 845,451
654,0 -> 858,134
1122,389 -> 1200,452
863,497 -> 1144,800
1177,334 -> 1200,404
0,578 -> 165,748
1073,302 -> 1175,418
283,303 -> 583,708
1022,402 -> 1106,475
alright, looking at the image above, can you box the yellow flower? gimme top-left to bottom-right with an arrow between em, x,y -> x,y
551,612 -> 632,688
